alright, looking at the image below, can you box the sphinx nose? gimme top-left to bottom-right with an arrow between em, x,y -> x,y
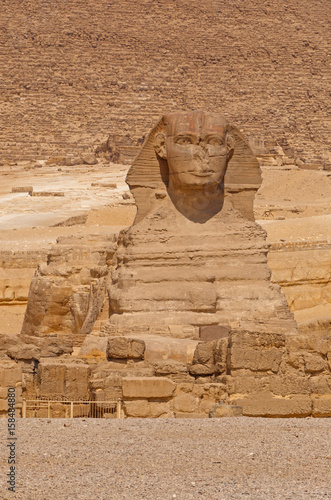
193,145 -> 208,160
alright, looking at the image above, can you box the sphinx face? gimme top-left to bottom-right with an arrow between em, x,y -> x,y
162,111 -> 229,190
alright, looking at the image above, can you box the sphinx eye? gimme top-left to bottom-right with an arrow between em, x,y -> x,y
175,136 -> 193,145
207,136 -> 223,146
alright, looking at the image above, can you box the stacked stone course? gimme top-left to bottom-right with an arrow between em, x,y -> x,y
0,0 -> 330,167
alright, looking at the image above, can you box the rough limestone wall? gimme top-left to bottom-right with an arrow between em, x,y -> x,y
0,0 -> 330,167
2,328 -> 328,418
20,234 -> 117,343
268,242 -> 331,315
0,251 -> 46,305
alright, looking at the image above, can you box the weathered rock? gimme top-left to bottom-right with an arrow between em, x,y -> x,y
3,333 -> 72,361
199,325 -> 230,341
0,362 -> 22,387
231,392 -> 312,417
107,337 -> 145,359
133,335 -> 199,364
209,402 -> 243,418
229,330 -> 285,373
7,344 -> 40,361
124,399 -> 173,418
268,244 -> 331,315
190,338 -> 228,376
79,336 -> 108,359
311,395 -> 331,417
38,361 -> 90,400
80,153 -> 98,165
153,360 -> 188,376
122,377 -> 176,399
21,233 -> 117,343
173,393 -> 198,413
11,186 -> 33,193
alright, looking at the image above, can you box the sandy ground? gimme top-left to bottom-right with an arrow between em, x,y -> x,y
0,418 -> 330,500
0,163 -> 131,230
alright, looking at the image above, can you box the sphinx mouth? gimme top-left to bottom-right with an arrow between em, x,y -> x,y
189,171 -> 214,177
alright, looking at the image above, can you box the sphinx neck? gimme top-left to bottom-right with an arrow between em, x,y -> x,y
167,182 -> 225,223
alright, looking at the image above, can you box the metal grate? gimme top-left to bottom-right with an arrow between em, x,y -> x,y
22,397 -> 122,419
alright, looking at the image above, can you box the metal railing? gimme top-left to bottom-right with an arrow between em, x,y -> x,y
22,397 -> 122,419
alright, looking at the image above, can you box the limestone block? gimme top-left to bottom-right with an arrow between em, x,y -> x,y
124,399 -> 174,418
153,360 -> 188,376
122,377 -> 175,399
175,382 -> 195,394
304,353 -> 327,374
38,363 -> 66,396
307,335 -> 330,356
286,351 -> 305,370
231,330 -> 286,348
80,153 -> 98,165
0,388 -> 8,398
46,156 -> 67,166
7,344 -> 41,361
190,364 -> 215,376
209,403 -> 243,418
103,377 -> 123,400
190,338 -> 228,375
12,186 -> 33,193
137,335 -> 198,364
230,346 -> 283,373
269,375 -> 311,396
309,375 -> 331,394
207,383 -> 227,399
148,401 -> 173,418
192,342 -> 214,365
226,375 -> 266,395
124,400 -> 150,418
173,393 -> 198,413
175,412 -> 208,418
228,330 -> 285,372
40,337 -> 72,356
65,365 -> 90,400
0,334 -> 16,354
0,364 -> 22,387
312,396 -> 331,417
5,335 -> 73,361
231,392 -> 312,417
107,337 -> 145,359
38,362 -> 89,399
199,325 -> 230,341
79,336 -> 108,359
199,395 -> 221,414
0,400 -> 8,412
214,339 -> 229,373
286,335 -> 309,352
35,408 -> 48,418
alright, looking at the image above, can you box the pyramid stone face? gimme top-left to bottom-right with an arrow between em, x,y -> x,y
107,111 -> 298,338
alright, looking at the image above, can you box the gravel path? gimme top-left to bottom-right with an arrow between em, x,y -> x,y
1,418 -> 331,499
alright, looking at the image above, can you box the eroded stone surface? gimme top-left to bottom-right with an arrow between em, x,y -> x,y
107,111 -> 298,339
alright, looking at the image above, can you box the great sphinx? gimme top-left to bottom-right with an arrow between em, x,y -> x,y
105,110 -> 297,339
21,110 -> 298,344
